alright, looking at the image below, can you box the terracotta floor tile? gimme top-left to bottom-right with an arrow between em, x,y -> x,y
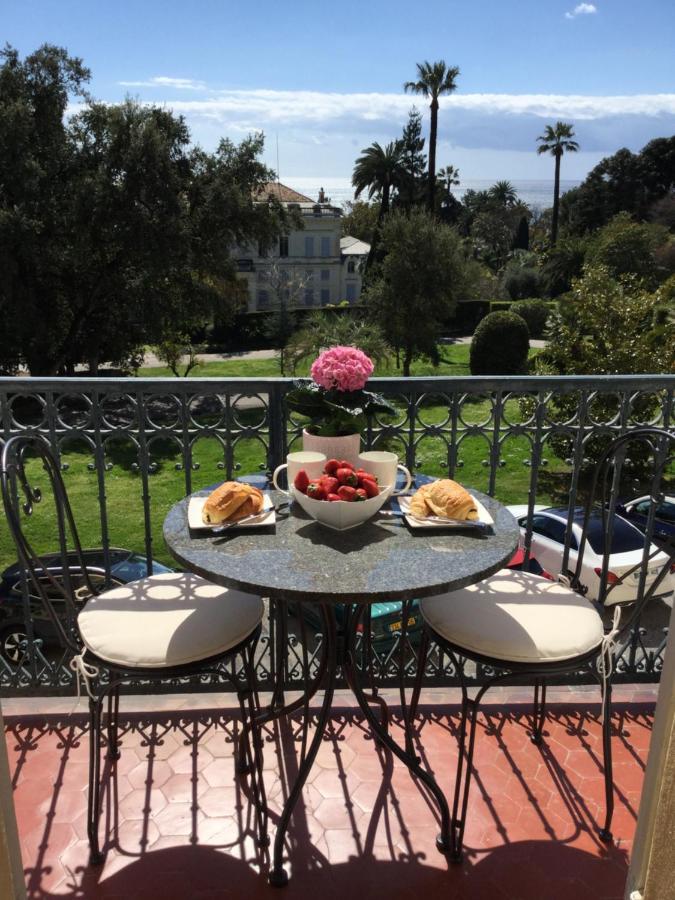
4,692 -> 653,899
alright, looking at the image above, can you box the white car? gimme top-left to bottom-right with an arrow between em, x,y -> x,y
507,505 -> 674,606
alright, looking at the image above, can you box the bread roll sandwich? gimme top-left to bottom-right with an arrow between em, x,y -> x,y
409,479 -> 479,521
202,482 -> 264,525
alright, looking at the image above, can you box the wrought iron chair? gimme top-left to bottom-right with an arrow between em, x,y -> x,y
409,427 -> 675,860
0,434 -> 269,863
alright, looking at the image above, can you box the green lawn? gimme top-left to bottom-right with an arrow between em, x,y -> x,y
2,344 -> 560,572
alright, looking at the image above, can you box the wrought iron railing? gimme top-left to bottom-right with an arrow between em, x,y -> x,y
1,374 -> 673,694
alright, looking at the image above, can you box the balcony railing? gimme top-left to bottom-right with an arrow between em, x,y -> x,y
1,374 -> 673,694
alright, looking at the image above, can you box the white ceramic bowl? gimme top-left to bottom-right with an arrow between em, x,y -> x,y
291,484 -> 394,531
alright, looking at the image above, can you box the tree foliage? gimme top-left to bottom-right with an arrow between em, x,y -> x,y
366,209 -> 468,375
585,212 -> 666,287
470,311 -> 530,375
560,137 -> 675,235
0,44 -> 284,374
285,310 -> 391,374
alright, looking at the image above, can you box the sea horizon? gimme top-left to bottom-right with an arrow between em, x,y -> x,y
285,177 -> 581,212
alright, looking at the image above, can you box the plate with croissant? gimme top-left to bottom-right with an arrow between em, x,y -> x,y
188,482 -> 275,532
398,479 -> 494,530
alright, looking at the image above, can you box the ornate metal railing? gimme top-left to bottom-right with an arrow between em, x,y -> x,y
1,374 -> 673,694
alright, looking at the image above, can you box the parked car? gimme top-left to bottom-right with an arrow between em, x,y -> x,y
0,549 -> 175,663
616,495 -> 675,542
508,505 -> 674,605
292,598 -> 422,647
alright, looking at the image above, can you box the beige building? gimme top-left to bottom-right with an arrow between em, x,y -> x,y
234,183 -> 368,312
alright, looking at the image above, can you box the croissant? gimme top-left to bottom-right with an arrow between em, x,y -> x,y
202,482 -> 264,525
409,480 -> 479,521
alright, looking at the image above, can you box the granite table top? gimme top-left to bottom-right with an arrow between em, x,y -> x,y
163,486 -> 520,605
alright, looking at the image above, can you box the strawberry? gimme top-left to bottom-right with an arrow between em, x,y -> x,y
361,477 -> 379,498
337,485 -> 356,502
324,458 -> 340,476
293,469 -> 310,494
356,468 -> 378,484
320,475 -> 339,494
327,492 -> 341,502
338,460 -> 354,470
336,467 -> 358,486
354,488 -> 368,501
307,480 -> 327,501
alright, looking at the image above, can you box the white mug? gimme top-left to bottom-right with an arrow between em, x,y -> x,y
357,451 -> 412,496
273,451 -> 326,495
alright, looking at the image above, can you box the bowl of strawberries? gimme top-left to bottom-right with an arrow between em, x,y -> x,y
290,458 -> 393,531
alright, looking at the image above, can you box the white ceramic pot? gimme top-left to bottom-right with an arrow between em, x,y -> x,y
301,429 -> 361,465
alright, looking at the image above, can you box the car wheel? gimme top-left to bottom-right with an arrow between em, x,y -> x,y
0,625 -> 29,664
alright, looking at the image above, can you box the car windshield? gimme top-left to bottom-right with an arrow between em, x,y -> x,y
111,555 -> 173,581
584,516 -> 645,554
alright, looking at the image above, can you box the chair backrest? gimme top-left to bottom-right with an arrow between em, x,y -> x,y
571,427 -> 675,637
0,434 -> 96,654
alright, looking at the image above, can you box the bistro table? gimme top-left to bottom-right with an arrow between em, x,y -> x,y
163,481 -> 519,885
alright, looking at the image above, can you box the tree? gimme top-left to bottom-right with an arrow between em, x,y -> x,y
396,108 -> 427,209
285,310 -> 391,373
404,60 -> 460,213
488,181 -> 518,207
0,45 -> 286,374
352,140 -> 403,222
261,262 -> 308,375
541,236 -> 587,296
366,209 -> 468,375
586,212 -> 666,287
541,266 -> 674,376
341,200 -> 379,244
561,137 -> 675,235
0,44 -> 90,374
154,334 -> 204,377
536,122 -> 579,245
352,140 -> 404,270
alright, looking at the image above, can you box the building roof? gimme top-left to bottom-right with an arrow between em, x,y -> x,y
255,182 -> 315,203
341,235 -> 370,255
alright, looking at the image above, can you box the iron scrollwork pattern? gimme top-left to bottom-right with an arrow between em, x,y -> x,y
1,374 -> 673,693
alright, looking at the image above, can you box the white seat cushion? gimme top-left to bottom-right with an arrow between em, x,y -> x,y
420,569 -> 604,664
78,572 -> 264,669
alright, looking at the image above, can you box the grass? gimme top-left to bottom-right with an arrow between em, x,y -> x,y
2,344 -> 557,572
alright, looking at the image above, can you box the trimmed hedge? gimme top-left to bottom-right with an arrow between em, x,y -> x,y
510,299 -> 552,339
470,311 -> 530,375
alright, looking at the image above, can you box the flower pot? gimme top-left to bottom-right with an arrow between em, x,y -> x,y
301,430 -> 361,465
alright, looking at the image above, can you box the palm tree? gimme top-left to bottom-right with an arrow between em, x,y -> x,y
352,140 -> 403,222
488,180 -> 518,207
404,60 -> 460,213
536,122 -> 579,244
352,140 -> 403,271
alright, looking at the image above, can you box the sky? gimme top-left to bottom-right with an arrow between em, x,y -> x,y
3,0 -> 675,187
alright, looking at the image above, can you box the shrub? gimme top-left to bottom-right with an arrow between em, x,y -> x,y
470,311 -> 530,375
503,266 -> 543,300
510,299 -> 552,339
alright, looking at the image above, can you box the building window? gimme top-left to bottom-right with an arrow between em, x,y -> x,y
346,284 -> 357,302
347,259 -> 356,274
257,289 -> 269,308
321,269 -> 330,281
258,240 -> 267,258
236,259 -> 253,272
279,236 -> 288,257
321,289 -> 330,305
320,237 -> 331,257
304,289 -> 314,305
305,236 -> 314,257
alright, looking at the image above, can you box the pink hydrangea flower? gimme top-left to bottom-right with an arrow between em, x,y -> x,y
311,346 -> 374,393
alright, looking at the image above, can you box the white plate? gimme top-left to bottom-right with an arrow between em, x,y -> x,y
398,494 -> 494,529
188,493 -> 275,532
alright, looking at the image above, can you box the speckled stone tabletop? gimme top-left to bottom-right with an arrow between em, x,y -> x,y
163,486 -> 520,605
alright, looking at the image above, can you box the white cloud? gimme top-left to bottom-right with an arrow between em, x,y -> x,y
118,76 -> 206,90
160,88 -> 675,124
565,3 -> 597,19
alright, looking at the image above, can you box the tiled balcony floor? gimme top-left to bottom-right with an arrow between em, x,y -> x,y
3,685 -> 655,900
